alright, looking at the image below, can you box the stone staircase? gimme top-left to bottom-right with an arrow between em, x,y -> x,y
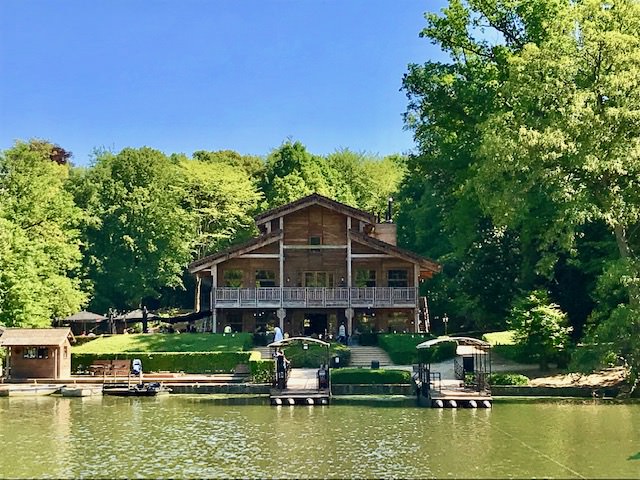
348,346 -> 393,367
252,346 -> 272,360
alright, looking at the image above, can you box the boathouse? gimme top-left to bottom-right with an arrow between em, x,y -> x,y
0,328 -> 74,379
188,194 -> 440,336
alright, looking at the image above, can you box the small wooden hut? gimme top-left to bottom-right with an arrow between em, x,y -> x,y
0,328 -> 74,379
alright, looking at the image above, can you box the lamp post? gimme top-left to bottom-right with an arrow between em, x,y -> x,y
443,313 -> 449,335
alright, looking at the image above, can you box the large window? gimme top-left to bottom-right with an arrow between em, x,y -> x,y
387,269 -> 408,288
355,269 -> 376,287
255,270 -> 276,287
304,271 -> 335,287
223,269 -> 243,287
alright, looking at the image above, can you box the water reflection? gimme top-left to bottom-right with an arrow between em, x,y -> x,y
0,397 -> 638,478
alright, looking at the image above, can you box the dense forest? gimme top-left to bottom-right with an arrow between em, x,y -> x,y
1,0 -> 639,380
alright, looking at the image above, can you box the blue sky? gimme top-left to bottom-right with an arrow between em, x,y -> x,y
0,1 -> 449,165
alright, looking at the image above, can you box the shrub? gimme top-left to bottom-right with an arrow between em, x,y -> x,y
284,342 -> 350,368
488,373 -> 530,386
248,352 -> 275,384
416,341 -> 457,364
330,368 -> 412,385
508,290 -> 572,370
72,351 -> 251,374
378,333 -> 436,364
358,332 -> 378,346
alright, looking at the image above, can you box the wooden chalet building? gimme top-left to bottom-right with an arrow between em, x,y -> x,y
188,194 -> 440,337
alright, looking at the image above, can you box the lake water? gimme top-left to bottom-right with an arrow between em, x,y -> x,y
0,396 -> 638,478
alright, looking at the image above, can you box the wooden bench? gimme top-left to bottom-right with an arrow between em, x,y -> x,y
89,359 -> 132,377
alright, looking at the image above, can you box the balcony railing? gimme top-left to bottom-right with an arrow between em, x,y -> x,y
213,287 -> 417,308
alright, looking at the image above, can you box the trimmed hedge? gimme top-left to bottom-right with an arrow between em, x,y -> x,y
377,333 -> 436,364
357,332 -> 378,346
248,351 -> 275,384
416,341 -> 457,364
72,351 -> 251,374
488,373 -> 530,386
331,368 -> 412,385
284,342 -> 351,368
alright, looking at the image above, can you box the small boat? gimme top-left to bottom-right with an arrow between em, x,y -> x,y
102,382 -> 171,397
0,384 -> 60,397
60,386 -> 102,397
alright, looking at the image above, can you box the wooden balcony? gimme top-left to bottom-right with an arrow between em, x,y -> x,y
213,287 -> 418,309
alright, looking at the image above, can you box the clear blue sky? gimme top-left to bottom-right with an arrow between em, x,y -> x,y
0,1 -> 449,165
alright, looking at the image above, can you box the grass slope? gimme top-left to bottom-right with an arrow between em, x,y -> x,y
72,333 -> 252,354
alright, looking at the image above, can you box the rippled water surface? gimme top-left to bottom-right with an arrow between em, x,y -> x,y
0,396 -> 639,478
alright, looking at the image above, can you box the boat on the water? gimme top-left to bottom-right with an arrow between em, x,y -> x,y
60,386 -> 102,397
0,384 -> 60,397
102,382 -> 171,397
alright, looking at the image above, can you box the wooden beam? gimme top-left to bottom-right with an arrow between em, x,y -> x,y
347,217 -> 352,289
237,254 -> 280,259
351,254 -> 396,259
283,245 -> 347,250
279,217 -> 284,309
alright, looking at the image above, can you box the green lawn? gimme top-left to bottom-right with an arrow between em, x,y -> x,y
72,333 -> 252,354
482,330 -> 516,346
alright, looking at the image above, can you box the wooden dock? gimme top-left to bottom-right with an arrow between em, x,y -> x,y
270,388 -> 330,406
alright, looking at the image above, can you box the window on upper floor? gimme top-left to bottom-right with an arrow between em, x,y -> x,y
256,270 -> 276,287
223,269 -> 243,287
309,236 -> 322,245
387,269 -> 408,288
355,269 -> 377,288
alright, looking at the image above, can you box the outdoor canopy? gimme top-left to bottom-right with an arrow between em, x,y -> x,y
416,336 -> 491,350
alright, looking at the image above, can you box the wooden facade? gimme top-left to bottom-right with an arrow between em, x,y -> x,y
188,194 -> 441,336
0,328 -> 74,379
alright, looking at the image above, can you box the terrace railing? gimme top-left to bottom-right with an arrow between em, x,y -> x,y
213,287 -> 417,309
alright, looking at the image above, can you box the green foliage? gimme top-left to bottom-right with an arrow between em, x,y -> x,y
0,140 -> 88,327
72,333 -> 253,354
416,341 -> 457,364
283,342 -> 350,368
71,147 -> 193,311
488,373 -> 530,386
330,368 -> 412,385
508,290 -> 572,369
72,351 -> 250,374
249,352 -> 275,384
261,140 -> 406,213
357,332 -> 378,346
482,331 -> 516,346
378,333 -> 435,364
177,157 -> 262,258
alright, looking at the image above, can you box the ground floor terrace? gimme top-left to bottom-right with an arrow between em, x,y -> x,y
206,306 -> 424,338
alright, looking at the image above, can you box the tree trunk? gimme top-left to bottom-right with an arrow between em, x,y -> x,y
614,224 -> 640,309
194,275 -> 201,313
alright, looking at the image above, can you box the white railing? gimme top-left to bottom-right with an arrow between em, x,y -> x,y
213,287 -> 417,308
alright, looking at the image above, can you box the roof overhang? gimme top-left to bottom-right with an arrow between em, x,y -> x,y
350,231 -> 441,275
188,232 -> 283,273
416,336 -> 491,350
0,328 -> 75,347
268,336 -> 330,348
255,193 -> 375,227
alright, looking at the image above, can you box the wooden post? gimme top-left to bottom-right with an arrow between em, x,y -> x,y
211,265 -> 218,333
414,264 -> 420,333
279,217 -> 284,311
346,217 -> 352,316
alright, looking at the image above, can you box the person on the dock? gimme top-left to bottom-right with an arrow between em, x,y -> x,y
274,348 -> 289,389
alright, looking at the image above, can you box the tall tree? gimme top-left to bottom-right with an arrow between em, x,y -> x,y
72,147 -> 193,312
0,140 -> 87,327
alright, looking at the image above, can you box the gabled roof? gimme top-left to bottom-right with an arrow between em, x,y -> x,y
0,328 -> 74,347
350,231 -> 441,274
188,231 -> 282,273
63,310 -> 106,322
254,193 -> 375,226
